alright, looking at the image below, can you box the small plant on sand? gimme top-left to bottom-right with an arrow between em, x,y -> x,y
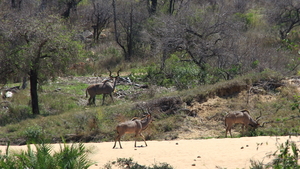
250,140 -> 299,168
103,157 -> 173,169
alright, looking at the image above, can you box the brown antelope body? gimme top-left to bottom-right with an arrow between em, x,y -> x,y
225,110 -> 260,138
86,69 -> 120,105
113,112 -> 153,149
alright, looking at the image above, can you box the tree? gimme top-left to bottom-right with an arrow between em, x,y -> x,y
112,0 -> 149,61
169,0 -> 175,15
146,2 -> 231,76
267,0 -> 300,40
147,0 -> 157,15
61,0 -> 83,18
0,14 -> 84,115
145,1 -> 285,83
11,0 -> 22,9
90,0 -> 112,42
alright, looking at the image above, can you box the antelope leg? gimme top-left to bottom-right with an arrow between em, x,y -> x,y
113,135 -> 122,149
109,93 -> 114,102
118,140 -> 122,149
140,133 -> 147,146
134,134 -> 137,147
92,96 -> 96,105
102,94 -> 106,105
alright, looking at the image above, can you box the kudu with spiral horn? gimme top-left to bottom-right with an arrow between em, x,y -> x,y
86,69 -> 120,105
225,109 -> 262,138
113,108 -> 153,149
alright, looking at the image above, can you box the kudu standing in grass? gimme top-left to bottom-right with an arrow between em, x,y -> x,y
225,109 -> 261,138
113,111 -> 153,149
86,69 -> 120,105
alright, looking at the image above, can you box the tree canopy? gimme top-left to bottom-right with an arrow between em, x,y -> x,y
0,12 -> 84,114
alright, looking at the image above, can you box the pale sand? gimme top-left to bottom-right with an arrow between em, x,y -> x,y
1,136 -> 299,169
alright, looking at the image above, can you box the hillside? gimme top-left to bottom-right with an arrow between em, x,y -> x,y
1,73 -> 300,146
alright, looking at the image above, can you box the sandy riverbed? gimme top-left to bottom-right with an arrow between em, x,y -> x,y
1,136 -> 299,169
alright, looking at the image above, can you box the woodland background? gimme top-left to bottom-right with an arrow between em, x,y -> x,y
0,0 -> 300,147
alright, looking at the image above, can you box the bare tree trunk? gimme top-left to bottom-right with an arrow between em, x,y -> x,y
29,69 -> 40,115
21,76 -> 27,89
126,6 -> 133,61
112,0 -> 118,41
11,0 -> 22,9
169,0 -> 175,15
61,0 -> 82,18
160,49 -> 168,71
147,0 -> 157,15
112,0 -> 131,61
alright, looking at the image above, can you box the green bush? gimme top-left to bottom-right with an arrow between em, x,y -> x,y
23,125 -> 45,144
105,157 -> 173,169
250,140 -> 299,168
0,142 -> 93,169
144,55 -> 201,89
0,105 -> 32,126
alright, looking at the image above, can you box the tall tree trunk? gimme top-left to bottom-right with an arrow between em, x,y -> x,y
21,76 -> 27,89
112,0 -> 128,61
126,6 -> 133,61
11,0 -> 22,9
112,0 -> 118,42
29,69 -> 40,115
169,0 -> 175,15
147,0 -> 157,15
160,49 -> 168,71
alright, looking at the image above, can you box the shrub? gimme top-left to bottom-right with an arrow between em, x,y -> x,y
144,55 -> 201,89
23,125 -> 45,144
250,140 -> 299,168
0,142 -> 93,169
0,104 -> 32,126
271,140 -> 299,168
105,157 -> 173,169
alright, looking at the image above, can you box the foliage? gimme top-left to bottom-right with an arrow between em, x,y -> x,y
235,8 -> 266,30
0,142 -> 93,169
250,140 -> 300,168
1,14 -> 85,82
104,157 -> 173,169
271,140 -> 299,168
0,12 -> 87,115
54,142 -> 93,169
23,125 -> 45,144
144,55 -> 202,89
291,95 -> 300,113
0,104 -> 32,126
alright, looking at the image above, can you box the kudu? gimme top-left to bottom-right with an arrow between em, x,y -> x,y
113,111 -> 153,149
225,109 -> 261,138
86,69 -> 120,105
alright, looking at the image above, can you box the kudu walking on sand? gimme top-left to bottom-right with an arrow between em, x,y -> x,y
225,109 -> 261,138
113,111 -> 153,149
86,69 -> 120,105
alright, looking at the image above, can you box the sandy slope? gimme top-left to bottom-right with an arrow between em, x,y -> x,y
1,136 -> 299,169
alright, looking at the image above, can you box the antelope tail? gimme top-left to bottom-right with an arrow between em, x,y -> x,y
86,89 -> 88,98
